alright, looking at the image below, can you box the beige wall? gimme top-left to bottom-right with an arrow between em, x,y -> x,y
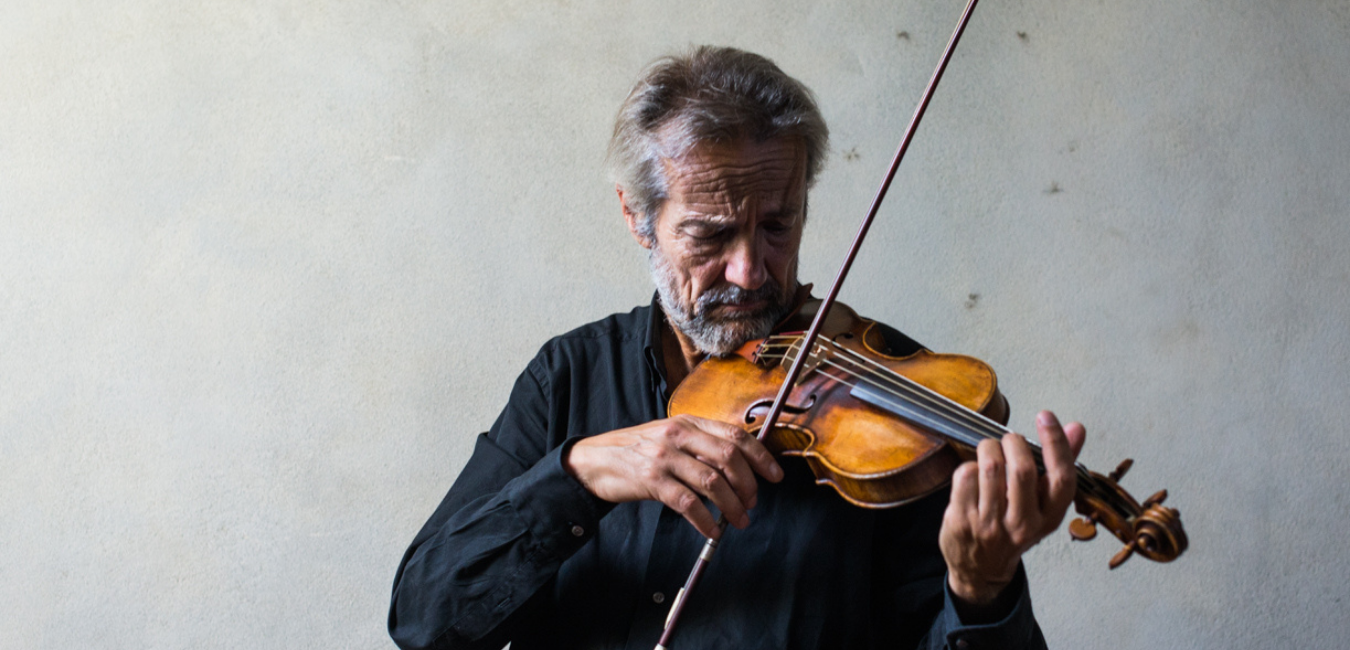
4,1 -> 1348,647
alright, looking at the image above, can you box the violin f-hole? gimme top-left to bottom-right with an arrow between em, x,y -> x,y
744,394 -> 816,425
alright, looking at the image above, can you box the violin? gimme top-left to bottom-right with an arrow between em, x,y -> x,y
670,298 -> 1188,568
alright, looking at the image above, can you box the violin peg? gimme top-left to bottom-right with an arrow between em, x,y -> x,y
1109,541 -> 1137,569
1143,489 -> 1168,508
1068,517 -> 1098,541
1109,458 -> 1134,483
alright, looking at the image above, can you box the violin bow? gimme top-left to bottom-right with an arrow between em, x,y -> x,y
655,0 -> 986,646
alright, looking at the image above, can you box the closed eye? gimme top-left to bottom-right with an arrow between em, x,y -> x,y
683,223 -> 733,242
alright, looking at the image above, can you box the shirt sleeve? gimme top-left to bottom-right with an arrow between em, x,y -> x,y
871,488 -> 1047,650
388,357 -> 613,650
919,566 -> 1046,650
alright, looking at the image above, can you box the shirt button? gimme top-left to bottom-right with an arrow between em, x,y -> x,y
570,524 -> 585,537
954,639 -> 969,649
652,592 -> 665,604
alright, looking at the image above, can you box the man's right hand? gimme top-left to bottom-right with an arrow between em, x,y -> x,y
562,414 -> 784,539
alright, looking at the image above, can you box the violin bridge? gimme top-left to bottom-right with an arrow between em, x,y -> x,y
780,335 -> 828,379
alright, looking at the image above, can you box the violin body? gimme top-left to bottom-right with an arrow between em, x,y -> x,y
669,299 -> 1187,568
670,300 -> 1005,508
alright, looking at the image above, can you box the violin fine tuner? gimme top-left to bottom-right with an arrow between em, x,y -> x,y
1068,458 -> 1189,569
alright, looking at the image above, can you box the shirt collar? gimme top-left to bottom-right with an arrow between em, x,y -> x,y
642,292 -> 672,408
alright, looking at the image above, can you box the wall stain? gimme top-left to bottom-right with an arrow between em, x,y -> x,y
965,293 -> 980,309
1045,181 -> 1062,194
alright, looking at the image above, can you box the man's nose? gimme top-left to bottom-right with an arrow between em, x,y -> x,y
724,236 -> 768,290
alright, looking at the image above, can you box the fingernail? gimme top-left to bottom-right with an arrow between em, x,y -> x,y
771,463 -> 784,481
1038,411 -> 1058,427
749,494 -> 758,509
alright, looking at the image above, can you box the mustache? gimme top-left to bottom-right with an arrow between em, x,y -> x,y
695,280 -> 785,316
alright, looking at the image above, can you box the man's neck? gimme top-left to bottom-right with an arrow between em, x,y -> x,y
659,315 -> 706,390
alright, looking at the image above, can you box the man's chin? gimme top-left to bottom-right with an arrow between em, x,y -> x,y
686,317 -> 777,356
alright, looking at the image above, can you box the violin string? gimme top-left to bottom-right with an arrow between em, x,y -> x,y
774,345 -> 1102,493
769,361 -> 1124,518
805,360 -> 993,448
763,336 -> 1005,445
760,336 -> 1114,501
800,346 -> 1115,505
764,338 -> 1007,449
765,335 -> 1049,445
824,342 -> 1013,441
812,340 -> 1033,451
757,337 -> 1111,502
829,344 -> 1112,503
771,338 -> 1022,450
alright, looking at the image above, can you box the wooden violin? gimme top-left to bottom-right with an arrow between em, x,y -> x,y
670,298 -> 1188,569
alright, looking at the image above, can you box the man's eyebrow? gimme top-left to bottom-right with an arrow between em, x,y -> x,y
673,213 -> 737,227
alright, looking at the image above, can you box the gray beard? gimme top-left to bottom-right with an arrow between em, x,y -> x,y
649,247 -> 796,356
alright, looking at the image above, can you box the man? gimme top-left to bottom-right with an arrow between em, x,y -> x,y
389,46 -> 1085,650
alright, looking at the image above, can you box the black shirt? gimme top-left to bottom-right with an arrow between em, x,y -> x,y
389,298 -> 1045,650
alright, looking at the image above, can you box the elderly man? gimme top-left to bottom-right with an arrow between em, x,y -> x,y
389,46 -> 1084,650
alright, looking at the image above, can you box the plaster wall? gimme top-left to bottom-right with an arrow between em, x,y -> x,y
3,1 -> 1348,648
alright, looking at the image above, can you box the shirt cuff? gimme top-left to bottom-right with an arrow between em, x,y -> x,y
937,564 -> 1042,650
500,436 -> 615,561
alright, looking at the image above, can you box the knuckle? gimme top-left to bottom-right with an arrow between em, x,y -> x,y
699,470 -> 721,491
1050,474 -> 1075,495
953,462 -> 978,486
972,523 -> 994,544
1011,462 -> 1036,484
718,441 -> 739,463
980,526 -> 1009,546
656,422 -> 678,440
639,465 -> 663,484
673,491 -> 698,514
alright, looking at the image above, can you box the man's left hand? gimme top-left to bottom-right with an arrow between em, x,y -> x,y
939,410 -> 1087,607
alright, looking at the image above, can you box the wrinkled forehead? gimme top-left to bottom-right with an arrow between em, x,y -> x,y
659,136 -> 808,209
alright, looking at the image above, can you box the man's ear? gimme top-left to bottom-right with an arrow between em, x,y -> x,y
617,185 -> 654,249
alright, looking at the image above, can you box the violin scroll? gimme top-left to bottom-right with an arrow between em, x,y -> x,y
1067,458 -> 1188,569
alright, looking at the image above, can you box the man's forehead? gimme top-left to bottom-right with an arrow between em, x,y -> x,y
660,137 -> 807,200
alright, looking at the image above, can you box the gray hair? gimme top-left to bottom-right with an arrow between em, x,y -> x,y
607,46 -> 830,241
